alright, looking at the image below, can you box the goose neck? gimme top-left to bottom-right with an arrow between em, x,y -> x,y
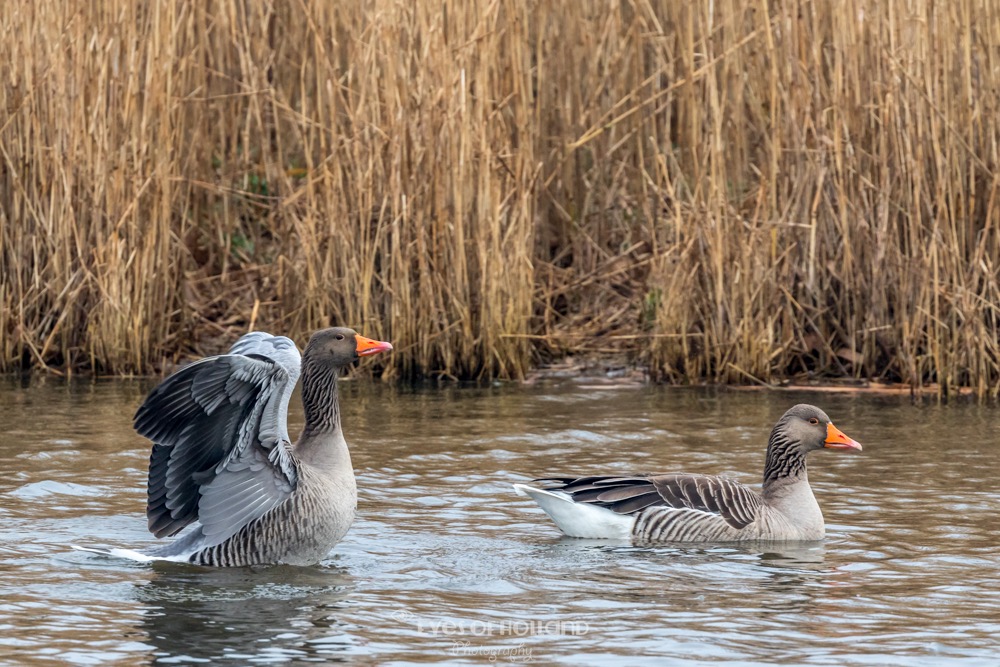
761,426 -> 807,498
301,362 -> 342,435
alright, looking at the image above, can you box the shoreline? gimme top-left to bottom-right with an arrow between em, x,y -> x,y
3,352 -> 983,400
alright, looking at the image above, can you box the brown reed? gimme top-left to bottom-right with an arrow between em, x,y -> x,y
1,0 -> 998,395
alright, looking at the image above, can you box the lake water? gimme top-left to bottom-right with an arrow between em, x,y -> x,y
1,376 -> 999,665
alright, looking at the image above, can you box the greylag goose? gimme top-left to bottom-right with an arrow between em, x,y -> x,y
80,327 -> 391,566
513,404 -> 861,542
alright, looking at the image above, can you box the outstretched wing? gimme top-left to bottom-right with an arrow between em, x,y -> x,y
135,333 -> 302,545
227,332 -> 301,446
536,473 -> 762,530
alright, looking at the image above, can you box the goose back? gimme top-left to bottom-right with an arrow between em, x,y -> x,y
538,474 -> 767,541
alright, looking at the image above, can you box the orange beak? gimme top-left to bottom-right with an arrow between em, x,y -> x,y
356,334 -> 393,357
824,423 -> 863,451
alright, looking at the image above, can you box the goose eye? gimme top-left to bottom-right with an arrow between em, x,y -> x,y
808,417 -> 820,425
336,334 -> 345,341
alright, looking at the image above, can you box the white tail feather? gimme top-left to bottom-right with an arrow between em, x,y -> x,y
70,545 -> 189,564
512,483 -> 634,539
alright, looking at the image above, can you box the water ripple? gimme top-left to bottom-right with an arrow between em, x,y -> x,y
1,380 -> 999,664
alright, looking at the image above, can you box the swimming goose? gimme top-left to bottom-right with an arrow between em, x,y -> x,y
81,327 -> 391,566
513,404 -> 861,542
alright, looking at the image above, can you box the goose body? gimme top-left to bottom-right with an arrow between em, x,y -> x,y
514,404 -> 862,543
84,327 -> 391,566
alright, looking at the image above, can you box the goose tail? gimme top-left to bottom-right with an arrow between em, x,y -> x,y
70,544 -> 190,564
513,483 -> 634,539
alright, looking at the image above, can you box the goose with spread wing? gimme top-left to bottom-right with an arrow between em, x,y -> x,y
82,327 -> 392,566
513,404 -> 862,542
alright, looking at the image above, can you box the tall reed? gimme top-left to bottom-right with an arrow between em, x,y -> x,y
1,0 -> 998,394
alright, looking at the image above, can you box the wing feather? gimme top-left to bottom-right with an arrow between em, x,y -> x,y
135,332 -> 302,543
538,473 -> 763,530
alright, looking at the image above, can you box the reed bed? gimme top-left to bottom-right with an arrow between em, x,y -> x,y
1,0 -> 998,394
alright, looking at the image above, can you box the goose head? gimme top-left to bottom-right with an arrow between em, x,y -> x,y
305,327 -> 393,368
773,404 -> 863,455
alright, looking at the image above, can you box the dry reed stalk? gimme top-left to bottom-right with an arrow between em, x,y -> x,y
1,0 -> 999,395
638,0 -> 1000,396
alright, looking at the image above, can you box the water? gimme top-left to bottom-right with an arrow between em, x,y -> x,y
1,376 -> 999,665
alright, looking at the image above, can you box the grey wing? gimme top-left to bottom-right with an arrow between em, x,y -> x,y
537,473 -> 762,530
227,332 -> 301,445
135,335 -> 302,545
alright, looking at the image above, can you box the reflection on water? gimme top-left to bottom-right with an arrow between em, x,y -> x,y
1,377 -> 999,664
138,564 -> 356,663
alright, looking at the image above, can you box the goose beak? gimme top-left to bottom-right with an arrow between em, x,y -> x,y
356,335 -> 393,357
824,423 -> 863,451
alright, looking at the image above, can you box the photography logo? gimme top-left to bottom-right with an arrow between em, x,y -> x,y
389,608 -> 588,637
